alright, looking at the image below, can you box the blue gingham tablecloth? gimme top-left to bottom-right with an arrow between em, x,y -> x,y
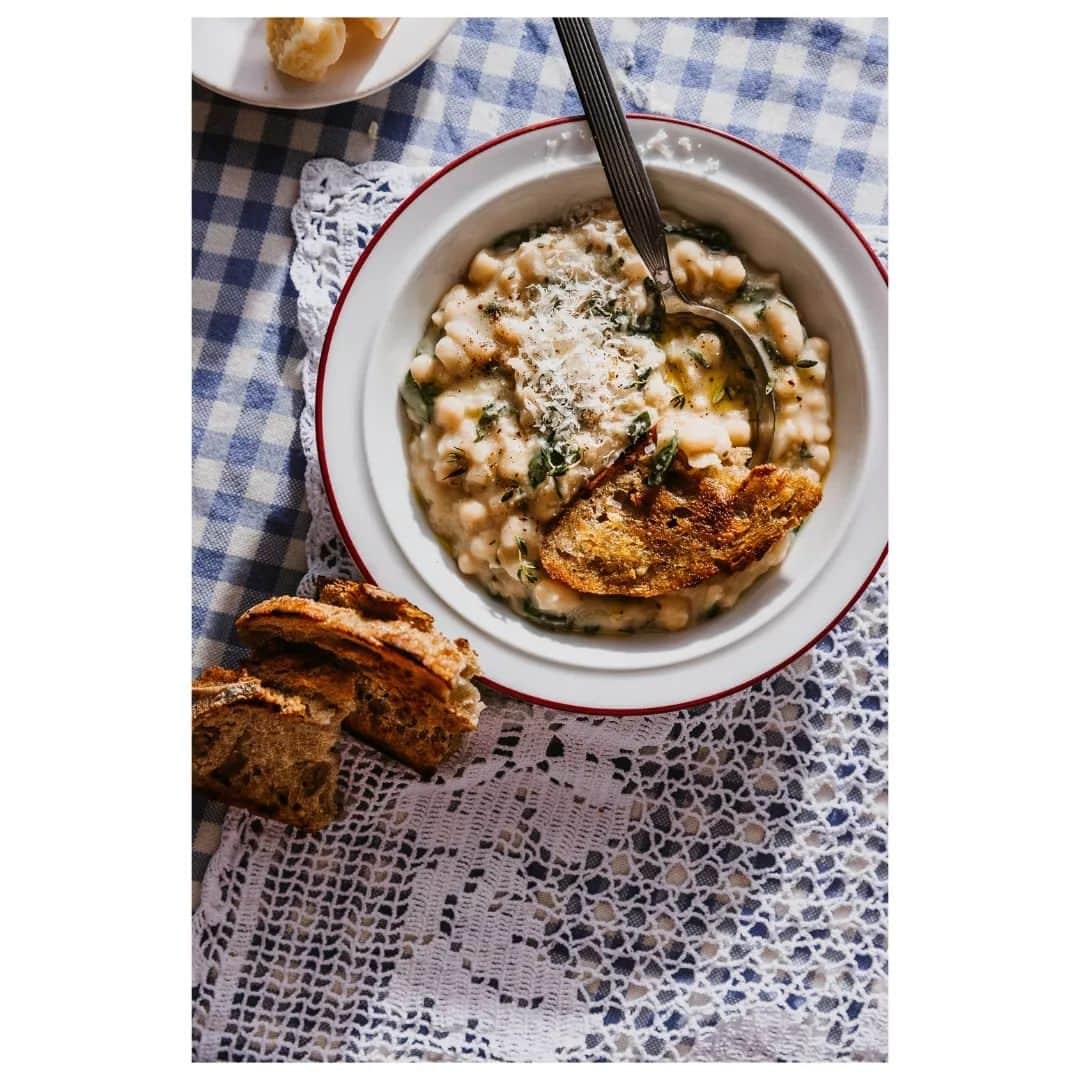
192,16 -> 887,896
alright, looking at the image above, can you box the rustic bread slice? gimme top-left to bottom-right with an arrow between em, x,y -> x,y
236,579 -> 483,733
193,582 -> 486,827
539,438 -> 822,597
342,675 -> 465,777
192,667 -> 343,831
711,463 -> 824,571
246,648 -> 466,777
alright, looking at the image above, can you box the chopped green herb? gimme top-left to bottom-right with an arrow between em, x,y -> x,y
735,281 -> 775,304
647,434 -> 680,487
711,383 -> 728,404
475,402 -> 507,440
630,364 -> 652,390
632,276 -> 666,337
528,447 -> 549,487
500,486 -> 520,503
400,371 -> 439,423
663,222 -> 733,251
523,598 -> 571,627
546,442 -> 581,476
444,446 -> 467,480
670,390 -> 686,409
492,224 -> 541,249
761,338 -> 788,366
687,347 -> 709,369
527,440 -> 581,487
796,357 -> 819,368
482,300 -> 505,318
627,411 -> 652,445
515,537 -> 538,583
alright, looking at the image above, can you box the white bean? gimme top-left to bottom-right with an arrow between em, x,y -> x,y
532,578 -> 579,616
433,393 -> 465,429
435,334 -> 469,376
713,254 -> 746,292
622,255 -> 648,282
763,300 -> 806,361
469,533 -> 494,562
496,445 -> 530,482
516,244 -> 547,282
694,332 -> 722,365
468,249 -> 501,286
657,595 -> 691,631
726,415 -> 752,446
670,239 -> 710,293
678,414 -> 730,455
457,499 -> 487,529
410,352 -> 436,382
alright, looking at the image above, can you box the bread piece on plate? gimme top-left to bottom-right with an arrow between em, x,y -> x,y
352,18 -> 397,40
540,437 -> 822,597
236,578 -> 483,733
192,667 -> 343,831
266,18 -> 347,82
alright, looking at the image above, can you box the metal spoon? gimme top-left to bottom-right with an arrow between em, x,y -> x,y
554,17 -> 776,464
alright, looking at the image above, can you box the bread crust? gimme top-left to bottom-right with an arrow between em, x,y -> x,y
193,581 -> 486,827
246,649 -> 467,775
192,667 -> 342,832
236,580 -> 480,724
539,439 -> 822,597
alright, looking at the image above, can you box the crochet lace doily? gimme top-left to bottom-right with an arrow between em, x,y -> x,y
192,158 -> 889,1062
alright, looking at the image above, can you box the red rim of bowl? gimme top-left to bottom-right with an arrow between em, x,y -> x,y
316,113 -> 888,716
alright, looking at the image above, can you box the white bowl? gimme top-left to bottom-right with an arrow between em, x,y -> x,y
317,115 -> 887,713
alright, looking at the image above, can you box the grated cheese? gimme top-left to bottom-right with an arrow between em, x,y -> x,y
500,229 -> 641,455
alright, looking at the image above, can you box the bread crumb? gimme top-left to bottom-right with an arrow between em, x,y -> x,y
266,17 -> 347,83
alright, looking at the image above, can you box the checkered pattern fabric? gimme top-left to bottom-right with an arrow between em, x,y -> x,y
192,16 -> 887,895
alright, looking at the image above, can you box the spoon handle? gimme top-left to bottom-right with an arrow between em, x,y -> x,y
554,18 -> 676,291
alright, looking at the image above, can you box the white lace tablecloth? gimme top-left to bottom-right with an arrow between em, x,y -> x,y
192,159 -> 888,1062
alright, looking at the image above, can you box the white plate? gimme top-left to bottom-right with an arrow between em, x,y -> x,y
317,116 -> 888,714
191,18 -> 455,109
